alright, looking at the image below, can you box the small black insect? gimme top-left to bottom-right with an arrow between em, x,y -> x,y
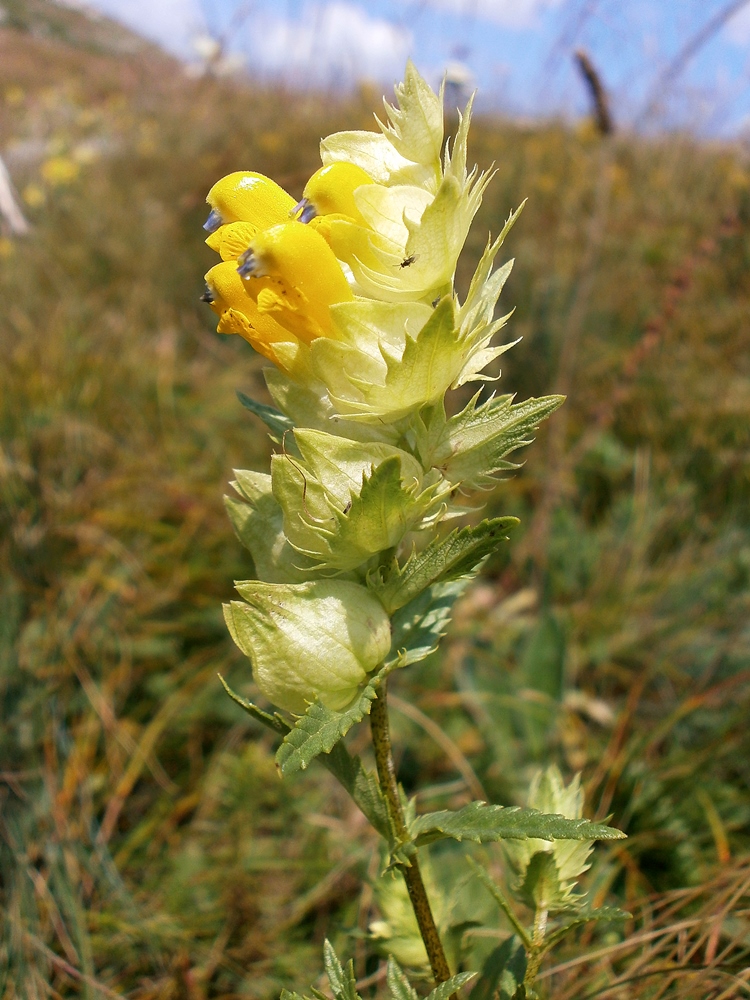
399,253 -> 418,268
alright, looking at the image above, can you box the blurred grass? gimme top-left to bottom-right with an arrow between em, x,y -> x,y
1,2 -> 750,997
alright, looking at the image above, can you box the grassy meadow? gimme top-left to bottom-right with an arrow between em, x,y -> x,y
1,2 -> 750,996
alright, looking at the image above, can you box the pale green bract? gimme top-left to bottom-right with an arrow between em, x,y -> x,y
223,580 -> 391,714
503,767 -> 596,909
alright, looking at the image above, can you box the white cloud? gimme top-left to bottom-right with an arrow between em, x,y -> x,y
81,0 -> 206,56
725,6 -> 750,45
243,3 -> 412,87
412,0 -> 563,29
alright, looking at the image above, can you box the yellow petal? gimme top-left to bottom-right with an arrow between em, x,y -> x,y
240,222 -> 353,339
205,221 -> 257,261
301,162 -> 374,224
204,261 -> 309,377
206,171 -> 296,229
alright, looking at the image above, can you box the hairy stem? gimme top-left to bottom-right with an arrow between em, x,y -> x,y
370,684 -> 455,990
523,905 -> 549,995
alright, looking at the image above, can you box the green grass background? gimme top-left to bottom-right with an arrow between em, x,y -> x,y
1,1 -> 749,996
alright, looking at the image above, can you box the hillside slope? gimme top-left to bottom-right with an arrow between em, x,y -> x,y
1,14 -> 749,998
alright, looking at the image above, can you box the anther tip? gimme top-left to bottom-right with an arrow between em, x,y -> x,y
237,248 -> 256,278
203,207 -> 222,233
291,198 -> 317,224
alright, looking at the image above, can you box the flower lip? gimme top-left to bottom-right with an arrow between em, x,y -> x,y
203,207 -> 223,233
291,198 -> 317,224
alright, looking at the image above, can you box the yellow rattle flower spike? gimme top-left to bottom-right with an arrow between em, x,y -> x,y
203,171 -> 296,243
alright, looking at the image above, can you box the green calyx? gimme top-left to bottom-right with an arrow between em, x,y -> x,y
224,579 -> 391,714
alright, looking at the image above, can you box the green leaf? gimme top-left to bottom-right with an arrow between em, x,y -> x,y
323,740 -> 390,839
371,517 -> 518,614
469,937 -> 526,1000
519,612 -> 566,756
379,60 -> 443,167
386,956 -> 418,1000
219,675 -> 389,836
318,298 -> 462,424
467,860 -> 532,949
280,992 -> 312,1000
315,457 -> 442,572
425,973 -> 477,1000
541,905 -> 631,953
272,446 -> 445,573
409,801 -> 627,847
237,389 -> 294,438
388,578 -> 470,668
323,940 -> 360,1000
218,675 -> 290,735
276,664 -> 393,776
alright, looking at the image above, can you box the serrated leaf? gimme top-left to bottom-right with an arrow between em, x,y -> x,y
418,394 -> 565,489
324,739 -> 390,838
425,973 -> 476,1000
276,664 -> 394,776
542,905 -> 631,952
323,940 -> 360,1000
237,389 -> 294,438
409,801 -> 627,847
386,956 -> 418,1000
219,675 -> 388,835
387,578 -> 470,668
371,518 -> 517,614
272,448 -> 445,573
378,60 -> 443,167
469,937 -> 526,1000
313,457 -> 442,572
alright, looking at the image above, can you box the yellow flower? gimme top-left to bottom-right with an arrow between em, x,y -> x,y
203,260 -> 310,378
292,162 -> 375,225
203,170 -> 295,239
41,156 -> 79,186
237,221 -> 353,343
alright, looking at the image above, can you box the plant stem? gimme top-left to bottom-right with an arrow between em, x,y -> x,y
523,905 -> 548,995
370,683 -> 455,991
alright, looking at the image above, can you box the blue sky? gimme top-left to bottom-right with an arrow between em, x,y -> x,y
82,0 -> 750,134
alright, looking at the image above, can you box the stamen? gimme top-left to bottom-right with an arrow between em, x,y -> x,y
291,198 -> 317,224
203,208 -> 222,233
200,283 -> 215,303
237,248 -> 257,278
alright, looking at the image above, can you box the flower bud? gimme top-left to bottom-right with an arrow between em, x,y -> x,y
204,171 -> 295,233
295,162 -> 375,225
224,580 -> 391,714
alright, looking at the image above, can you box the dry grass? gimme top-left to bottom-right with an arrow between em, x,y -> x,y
1,2 -> 750,996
